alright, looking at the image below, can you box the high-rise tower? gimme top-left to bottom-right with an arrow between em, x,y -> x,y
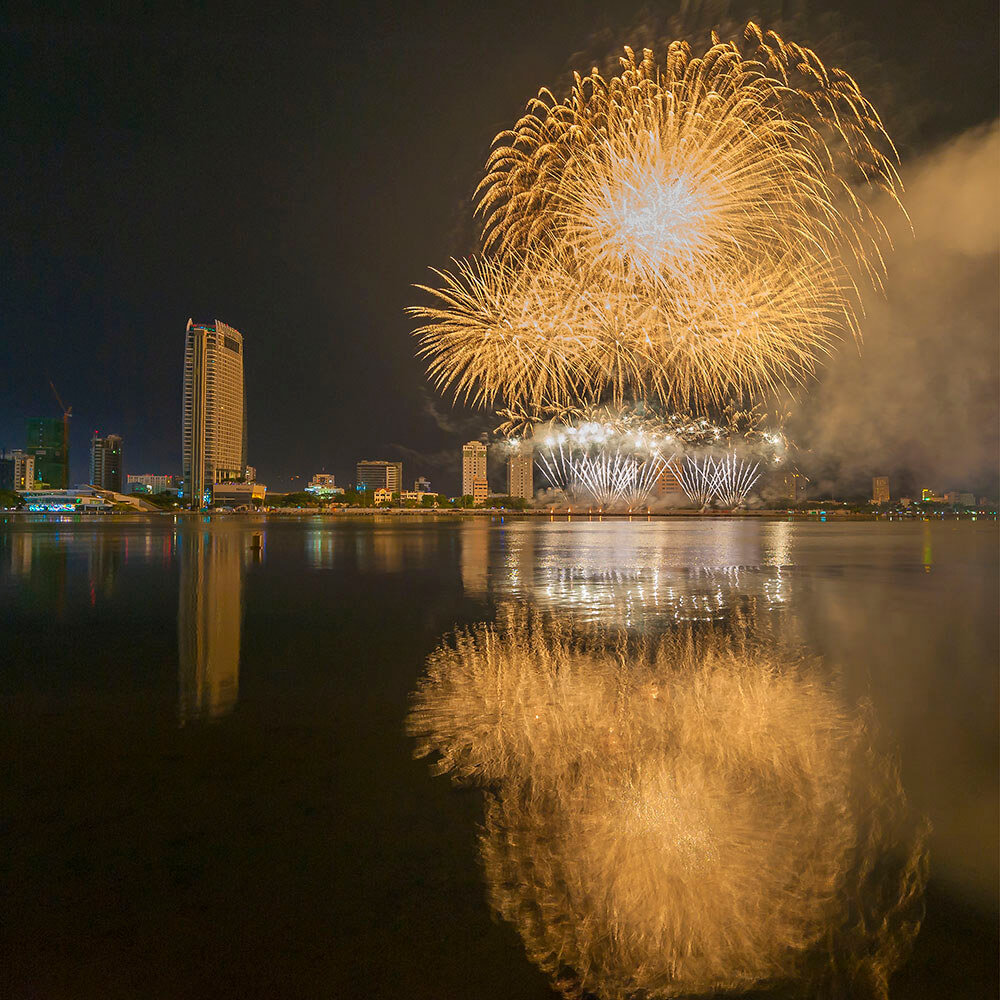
90,433 -> 123,492
462,440 -> 487,498
182,319 -> 247,509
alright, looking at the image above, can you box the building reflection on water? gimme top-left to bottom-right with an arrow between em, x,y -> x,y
177,525 -> 248,724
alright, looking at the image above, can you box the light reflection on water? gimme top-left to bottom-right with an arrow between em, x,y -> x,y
461,519 -> 795,630
0,515 -> 996,998
410,606 -> 930,999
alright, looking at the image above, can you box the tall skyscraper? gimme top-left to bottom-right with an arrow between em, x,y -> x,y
783,471 -> 808,502
90,433 -> 123,492
507,452 -> 533,500
0,450 -> 35,491
182,319 -> 247,509
872,476 -> 890,504
356,460 -> 402,493
462,440 -> 487,497
26,418 -> 69,488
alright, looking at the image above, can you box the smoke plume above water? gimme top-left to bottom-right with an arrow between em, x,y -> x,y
790,122 -> 1000,498
409,607 -> 929,999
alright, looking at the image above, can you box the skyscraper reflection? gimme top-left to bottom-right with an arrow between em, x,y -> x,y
178,525 -> 245,723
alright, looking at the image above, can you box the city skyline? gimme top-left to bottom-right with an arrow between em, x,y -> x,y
0,5 -> 996,499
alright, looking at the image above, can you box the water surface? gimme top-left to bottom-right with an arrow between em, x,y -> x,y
1,516 -> 996,998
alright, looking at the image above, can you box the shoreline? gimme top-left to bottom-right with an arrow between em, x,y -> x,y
2,508 -> 993,521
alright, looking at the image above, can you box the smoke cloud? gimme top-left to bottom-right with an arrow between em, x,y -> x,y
790,121 -> 1000,500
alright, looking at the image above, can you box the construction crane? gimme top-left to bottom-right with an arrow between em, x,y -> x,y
49,380 -> 72,488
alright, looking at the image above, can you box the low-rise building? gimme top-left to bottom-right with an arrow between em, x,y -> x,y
306,473 -> 343,497
373,487 -> 394,505
212,482 -> 266,507
414,476 -> 431,493
127,473 -> 176,494
944,491 -> 976,507
472,477 -> 489,504
399,490 -> 433,504
19,486 -> 156,512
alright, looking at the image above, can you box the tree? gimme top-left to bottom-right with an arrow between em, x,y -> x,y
0,489 -> 24,508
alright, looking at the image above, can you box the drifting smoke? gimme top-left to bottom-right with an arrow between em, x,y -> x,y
791,121 -> 1000,498
409,607 -> 929,999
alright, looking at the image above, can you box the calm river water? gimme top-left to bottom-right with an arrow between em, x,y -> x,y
1,515 -> 996,999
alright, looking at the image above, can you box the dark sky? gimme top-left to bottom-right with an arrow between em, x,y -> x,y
1,1 -> 997,494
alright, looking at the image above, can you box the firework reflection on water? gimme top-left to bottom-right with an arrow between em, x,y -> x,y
409,608 -> 929,1000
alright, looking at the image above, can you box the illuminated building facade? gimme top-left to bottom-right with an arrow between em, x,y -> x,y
26,418 -> 69,489
356,460 -> 402,493
182,319 -> 247,509
872,476 -> 890,504
0,451 -> 35,491
507,452 -> 533,500
655,459 -> 685,498
306,473 -> 342,496
127,473 -> 175,494
90,433 -> 123,492
462,440 -> 487,497
414,476 -> 431,493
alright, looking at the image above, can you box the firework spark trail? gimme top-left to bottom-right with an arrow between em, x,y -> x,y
711,454 -> 762,507
408,607 -> 929,999
520,406 -> 781,509
410,24 -> 903,424
680,455 -> 718,507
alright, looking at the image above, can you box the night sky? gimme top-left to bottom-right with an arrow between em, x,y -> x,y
2,1 -> 997,494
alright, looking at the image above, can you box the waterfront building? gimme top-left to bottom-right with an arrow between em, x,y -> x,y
944,491 -> 976,507
872,476 -> 890,504
472,477 -> 489,504
400,490 -> 434,504
356,460 -> 402,493
26,417 -> 69,489
212,482 -> 266,507
90,433 -> 123,492
127,473 -> 176,494
0,450 -> 36,491
921,488 -> 946,503
245,465 -> 257,484
306,473 -> 341,496
373,487 -> 394,505
19,486 -> 154,512
507,452 -> 533,500
414,476 -> 431,493
182,319 -> 247,509
462,440 -> 487,497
